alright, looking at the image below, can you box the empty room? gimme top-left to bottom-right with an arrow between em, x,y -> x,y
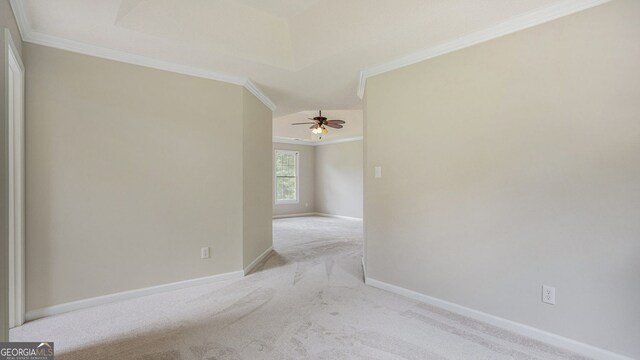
1,0 -> 638,359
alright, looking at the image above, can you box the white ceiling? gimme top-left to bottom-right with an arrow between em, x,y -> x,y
15,0 -> 591,115
273,110 -> 363,144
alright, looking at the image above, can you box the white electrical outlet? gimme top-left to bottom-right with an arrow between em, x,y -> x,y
542,285 -> 555,305
201,247 -> 210,259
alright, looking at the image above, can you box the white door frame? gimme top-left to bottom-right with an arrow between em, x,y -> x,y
5,28 -> 25,328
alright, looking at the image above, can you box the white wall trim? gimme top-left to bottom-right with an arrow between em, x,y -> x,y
25,271 -> 244,321
273,137 -> 317,146
357,0 -> 612,98
244,247 -> 274,276
9,0 -> 610,108
7,0 -> 29,41
315,136 -> 364,146
272,212 -> 316,219
244,79 -> 276,111
315,213 -> 363,221
24,30 -> 246,85
273,212 -> 363,221
5,28 -> 26,329
365,277 -> 634,360
273,136 -> 363,147
8,0 -> 276,111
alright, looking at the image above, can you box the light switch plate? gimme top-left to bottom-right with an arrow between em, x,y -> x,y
374,166 -> 382,178
201,247 -> 210,259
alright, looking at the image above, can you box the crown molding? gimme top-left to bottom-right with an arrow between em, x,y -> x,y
245,79 -> 276,111
11,0 -> 609,109
8,0 -> 29,40
316,136 -> 363,146
273,136 -> 363,146
8,0 -> 276,111
24,30 -> 247,85
272,137 -> 314,146
357,0 -> 611,99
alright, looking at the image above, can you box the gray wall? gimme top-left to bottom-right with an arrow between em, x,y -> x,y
315,140 -> 363,219
364,0 -> 640,357
272,143 -> 315,216
24,43 -> 271,311
1,0 -> 22,341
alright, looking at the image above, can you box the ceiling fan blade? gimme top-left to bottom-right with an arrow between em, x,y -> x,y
291,122 -> 316,125
326,120 -> 345,124
325,123 -> 343,129
310,125 -> 318,129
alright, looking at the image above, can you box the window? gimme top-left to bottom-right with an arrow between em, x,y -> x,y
275,150 -> 299,204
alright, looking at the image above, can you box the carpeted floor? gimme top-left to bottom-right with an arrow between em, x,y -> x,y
11,216 -> 589,359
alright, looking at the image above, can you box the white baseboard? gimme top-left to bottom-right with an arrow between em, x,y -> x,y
272,213 -> 316,219
364,277 -> 633,360
244,246 -> 273,276
25,270 -> 244,321
272,212 -> 363,221
315,213 -> 363,221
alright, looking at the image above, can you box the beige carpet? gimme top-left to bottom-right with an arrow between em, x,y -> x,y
11,216 -> 589,359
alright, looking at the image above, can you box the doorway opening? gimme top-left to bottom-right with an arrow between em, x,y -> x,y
271,109 -> 364,277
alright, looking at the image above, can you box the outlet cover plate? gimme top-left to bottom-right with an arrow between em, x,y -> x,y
542,285 -> 555,305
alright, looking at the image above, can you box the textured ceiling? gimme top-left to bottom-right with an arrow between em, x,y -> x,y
21,0 -> 568,115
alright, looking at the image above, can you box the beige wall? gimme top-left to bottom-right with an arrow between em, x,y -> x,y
272,143 -> 315,216
1,0 -> 23,341
24,43 -> 271,311
315,141 -> 363,219
364,1 -> 640,358
242,88 -> 273,268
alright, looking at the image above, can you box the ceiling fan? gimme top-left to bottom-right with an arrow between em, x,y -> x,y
291,110 -> 345,136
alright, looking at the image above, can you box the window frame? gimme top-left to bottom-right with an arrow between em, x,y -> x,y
274,149 -> 300,205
